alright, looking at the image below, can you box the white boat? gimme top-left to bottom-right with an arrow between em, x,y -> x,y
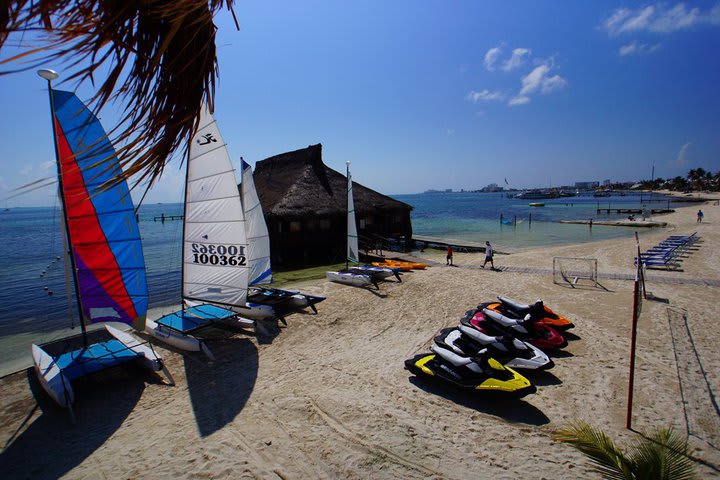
239,159 -> 326,318
326,162 -> 373,288
145,105 -> 257,357
31,71 -> 172,418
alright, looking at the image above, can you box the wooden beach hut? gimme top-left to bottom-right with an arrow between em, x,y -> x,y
250,143 -> 413,267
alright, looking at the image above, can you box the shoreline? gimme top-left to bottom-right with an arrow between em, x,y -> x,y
1,200 -> 718,478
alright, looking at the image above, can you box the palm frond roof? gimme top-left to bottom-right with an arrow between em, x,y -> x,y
252,144 -> 412,217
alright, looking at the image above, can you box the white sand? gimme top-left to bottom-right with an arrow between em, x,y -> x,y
1,200 -> 719,479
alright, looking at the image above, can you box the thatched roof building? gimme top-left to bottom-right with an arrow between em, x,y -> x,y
251,143 -> 413,267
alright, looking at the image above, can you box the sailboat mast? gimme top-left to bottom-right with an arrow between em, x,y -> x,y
179,118 -> 193,309
39,69 -> 88,344
346,161 -> 350,271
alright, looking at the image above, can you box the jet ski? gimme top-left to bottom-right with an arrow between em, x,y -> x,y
405,344 -> 536,398
461,307 -> 567,351
488,296 -> 575,331
434,326 -> 553,370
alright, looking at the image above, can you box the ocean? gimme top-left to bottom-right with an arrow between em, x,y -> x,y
0,191 -> 676,375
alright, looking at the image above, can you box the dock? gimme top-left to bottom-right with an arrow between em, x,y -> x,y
595,208 -> 674,215
153,214 -> 184,222
560,220 -> 667,228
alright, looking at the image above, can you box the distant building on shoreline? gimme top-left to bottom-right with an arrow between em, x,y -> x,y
251,144 -> 413,267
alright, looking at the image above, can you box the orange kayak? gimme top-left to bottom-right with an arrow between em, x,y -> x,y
372,261 -> 412,271
383,260 -> 427,270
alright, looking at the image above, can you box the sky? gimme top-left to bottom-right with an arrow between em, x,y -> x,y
1,1 -> 720,206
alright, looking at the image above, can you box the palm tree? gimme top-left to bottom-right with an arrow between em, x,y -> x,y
1,0 -> 239,188
555,421 -> 697,479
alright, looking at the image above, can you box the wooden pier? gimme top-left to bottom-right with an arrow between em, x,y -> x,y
595,208 -> 674,215
153,214 -> 184,222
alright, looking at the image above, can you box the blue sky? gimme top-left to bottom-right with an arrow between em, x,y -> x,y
1,1 -> 719,206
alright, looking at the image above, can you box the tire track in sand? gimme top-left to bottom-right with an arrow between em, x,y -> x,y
307,397 -> 447,479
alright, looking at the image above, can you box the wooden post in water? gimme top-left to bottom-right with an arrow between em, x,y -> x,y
500,213 -> 503,225
529,213 -> 532,227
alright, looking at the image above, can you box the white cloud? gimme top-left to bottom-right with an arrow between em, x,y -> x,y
502,48 -> 531,72
509,96 -> 531,106
519,64 -> 551,96
19,165 -> 33,176
512,63 -> 567,105
619,41 -> 660,55
677,142 -> 693,164
465,89 -> 506,103
484,46 -> 502,71
541,75 -> 568,94
601,3 -> 718,36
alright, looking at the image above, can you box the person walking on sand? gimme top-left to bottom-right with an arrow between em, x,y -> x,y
697,209 -> 704,223
482,241 -> 494,269
446,245 -> 453,266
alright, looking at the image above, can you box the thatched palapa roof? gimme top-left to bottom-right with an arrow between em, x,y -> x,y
252,144 -> 412,217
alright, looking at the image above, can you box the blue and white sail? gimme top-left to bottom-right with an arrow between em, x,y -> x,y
241,159 -> 272,285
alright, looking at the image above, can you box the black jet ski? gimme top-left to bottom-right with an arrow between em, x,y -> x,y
404,344 -> 536,398
434,326 -> 553,370
491,295 -> 575,331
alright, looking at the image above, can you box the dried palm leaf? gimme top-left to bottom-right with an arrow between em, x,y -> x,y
0,0 -> 239,191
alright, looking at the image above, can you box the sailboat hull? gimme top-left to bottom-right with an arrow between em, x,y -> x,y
326,271 -> 373,287
145,318 -> 204,353
32,344 -> 75,408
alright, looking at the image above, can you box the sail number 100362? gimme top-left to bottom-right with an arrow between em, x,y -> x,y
190,243 -> 246,266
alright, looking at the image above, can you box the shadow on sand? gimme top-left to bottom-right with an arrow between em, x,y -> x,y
0,367 -> 149,479
408,376 -> 549,425
184,335 -> 258,437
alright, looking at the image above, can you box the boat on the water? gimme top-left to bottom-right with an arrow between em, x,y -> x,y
528,202 -> 545,207
32,71 -> 172,417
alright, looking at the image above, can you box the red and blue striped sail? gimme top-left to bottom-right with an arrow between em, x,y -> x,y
52,90 -> 148,330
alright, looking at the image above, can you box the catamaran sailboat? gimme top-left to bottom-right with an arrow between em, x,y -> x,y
31,70 -> 172,417
325,162 -> 390,289
144,105 -> 273,357
240,159 -> 326,318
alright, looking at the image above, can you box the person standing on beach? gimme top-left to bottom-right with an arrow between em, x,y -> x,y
446,245 -> 453,266
482,241 -> 494,269
697,209 -> 704,223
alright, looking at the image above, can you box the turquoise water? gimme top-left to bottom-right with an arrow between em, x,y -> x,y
394,191 -> 676,250
0,191 -> 677,374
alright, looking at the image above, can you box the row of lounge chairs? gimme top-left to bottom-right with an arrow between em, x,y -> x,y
635,232 -> 701,270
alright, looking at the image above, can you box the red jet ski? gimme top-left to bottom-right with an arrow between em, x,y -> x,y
461,307 -> 567,351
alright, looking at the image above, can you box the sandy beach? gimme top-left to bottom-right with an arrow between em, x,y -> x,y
1,199 -> 718,479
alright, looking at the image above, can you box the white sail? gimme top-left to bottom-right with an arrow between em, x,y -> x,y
347,162 -> 359,263
183,105 -> 249,307
241,159 -> 272,285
